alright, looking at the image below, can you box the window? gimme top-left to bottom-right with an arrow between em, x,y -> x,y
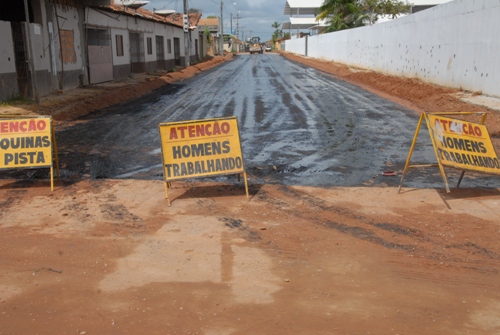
147,37 -> 152,55
116,34 -> 124,57
167,39 -> 172,54
87,28 -> 110,46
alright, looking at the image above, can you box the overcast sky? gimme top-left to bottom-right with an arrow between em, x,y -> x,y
141,0 -> 454,42
143,0 -> 289,42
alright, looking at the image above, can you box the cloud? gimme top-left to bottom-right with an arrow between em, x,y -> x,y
145,0 -> 288,41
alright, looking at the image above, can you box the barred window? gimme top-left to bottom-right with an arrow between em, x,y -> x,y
87,28 -> 110,46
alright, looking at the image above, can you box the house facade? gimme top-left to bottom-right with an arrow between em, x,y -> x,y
0,0 -> 205,101
198,17 -> 221,56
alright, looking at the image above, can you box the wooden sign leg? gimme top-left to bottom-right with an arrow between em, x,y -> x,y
164,182 -> 171,206
436,161 -> 451,193
52,123 -> 60,179
243,172 -> 250,200
398,114 -> 425,193
456,171 -> 466,188
50,167 -> 54,191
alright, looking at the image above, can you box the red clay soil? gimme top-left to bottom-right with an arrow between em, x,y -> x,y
1,51 -> 500,335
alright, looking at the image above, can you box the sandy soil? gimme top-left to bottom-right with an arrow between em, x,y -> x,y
1,52 -> 500,335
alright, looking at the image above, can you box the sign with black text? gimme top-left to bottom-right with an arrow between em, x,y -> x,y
0,116 -> 53,169
159,117 -> 245,181
426,114 -> 500,174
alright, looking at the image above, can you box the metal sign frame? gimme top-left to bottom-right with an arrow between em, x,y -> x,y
398,112 -> 499,193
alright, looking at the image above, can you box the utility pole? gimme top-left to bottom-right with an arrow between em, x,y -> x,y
183,0 -> 190,67
23,0 -> 39,102
236,13 -> 239,41
236,13 -> 239,52
219,1 -> 224,56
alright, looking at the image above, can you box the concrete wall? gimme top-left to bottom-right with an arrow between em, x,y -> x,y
0,1 -> 72,100
191,29 -> 200,61
286,0 -> 500,98
0,21 -> 18,100
44,4 -> 86,94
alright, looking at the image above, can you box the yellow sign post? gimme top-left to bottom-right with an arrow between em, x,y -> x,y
159,116 -> 249,204
0,115 -> 60,190
399,112 -> 500,193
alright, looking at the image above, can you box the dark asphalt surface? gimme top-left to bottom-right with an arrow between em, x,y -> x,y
4,53 -> 498,189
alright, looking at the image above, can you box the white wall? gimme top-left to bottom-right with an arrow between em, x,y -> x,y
110,28 -> 131,65
287,0 -> 500,98
285,37 -> 306,56
87,8 -> 186,63
0,21 -> 16,73
190,28 -> 199,58
49,5 -> 83,72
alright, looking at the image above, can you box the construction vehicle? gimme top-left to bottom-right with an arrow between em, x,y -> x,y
249,36 -> 262,54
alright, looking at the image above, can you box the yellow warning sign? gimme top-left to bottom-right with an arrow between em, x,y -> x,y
159,117 -> 249,204
426,114 -> 500,174
0,116 -> 54,169
159,117 -> 245,180
0,115 -> 60,191
399,112 -> 500,194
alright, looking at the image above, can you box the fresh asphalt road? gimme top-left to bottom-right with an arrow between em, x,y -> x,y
6,53 -> 498,189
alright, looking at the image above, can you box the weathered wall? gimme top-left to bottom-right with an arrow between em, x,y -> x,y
31,3 -> 84,95
0,21 -> 18,100
286,0 -> 500,98
86,8 -> 189,74
1,2 -> 197,100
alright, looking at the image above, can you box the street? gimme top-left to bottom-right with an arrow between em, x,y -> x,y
4,53 -> 499,189
1,53 -> 500,335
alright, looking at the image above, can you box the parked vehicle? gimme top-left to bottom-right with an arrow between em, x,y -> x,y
265,45 -> 272,52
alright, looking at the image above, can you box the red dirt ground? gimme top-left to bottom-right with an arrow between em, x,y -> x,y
1,52 -> 500,335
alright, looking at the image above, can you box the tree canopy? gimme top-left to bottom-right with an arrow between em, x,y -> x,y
271,22 -> 283,42
317,0 -> 411,32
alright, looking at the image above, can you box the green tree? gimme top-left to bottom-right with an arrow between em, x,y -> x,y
362,0 -> 411,24
317,0 -> 410,31
271,22 -> 282,43
317,0 -> 365,32
272,22 -> 281,34
204,28 -> 211,45
188,8 -> 202,13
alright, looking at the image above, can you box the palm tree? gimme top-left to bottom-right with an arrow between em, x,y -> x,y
272,22 -> 281,36
272,22 -> 282,43
317,0 -> 410,31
